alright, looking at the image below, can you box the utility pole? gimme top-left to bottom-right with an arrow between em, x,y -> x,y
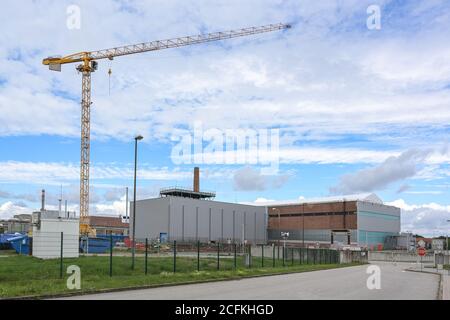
125,187 -> 129,220
58,185 -> 63,217
302,203 -> 305,248
131,135 -> 143,270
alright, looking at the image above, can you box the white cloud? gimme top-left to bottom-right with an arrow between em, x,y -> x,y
0,0 -> 449,150
0,201 -> 32,219
233,166 -> 290,191
93,200 -> 127,217
331,149 -> 432,194
0,161 -> 191,184
387,199 -> 450,237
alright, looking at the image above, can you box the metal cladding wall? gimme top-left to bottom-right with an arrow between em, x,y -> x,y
357,201 -> 401,246
267,199 -> 401,246
130,197 -> 267,244
32,218 -> 80,259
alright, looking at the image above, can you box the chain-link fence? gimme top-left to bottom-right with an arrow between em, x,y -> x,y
0,235 -> 345,282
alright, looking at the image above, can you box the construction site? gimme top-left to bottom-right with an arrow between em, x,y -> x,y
1,3 -> 449,302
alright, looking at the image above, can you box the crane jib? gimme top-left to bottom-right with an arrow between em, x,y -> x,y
43,23 -> 290,66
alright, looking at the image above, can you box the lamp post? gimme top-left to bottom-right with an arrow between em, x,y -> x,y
447,220 -> 450,253
302,203 -> 305,248
131,135 -> 143,270
271,207 -> 281,239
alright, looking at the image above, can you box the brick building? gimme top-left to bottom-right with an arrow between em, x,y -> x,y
267,193 -> 400,249
89,216 -> 129,236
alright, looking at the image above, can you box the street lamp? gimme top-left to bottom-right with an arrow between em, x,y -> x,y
271,208 -> 281,259
131,135 -> 143,270
271,208 -> 281,241
447,220 -> 450,253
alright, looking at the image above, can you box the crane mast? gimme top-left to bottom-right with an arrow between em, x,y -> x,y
43,23 -> 290,235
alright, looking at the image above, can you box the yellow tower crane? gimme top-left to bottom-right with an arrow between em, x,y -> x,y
42,23 -> 290,236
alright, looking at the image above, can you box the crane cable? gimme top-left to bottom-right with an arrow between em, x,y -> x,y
108,59 -> 113,96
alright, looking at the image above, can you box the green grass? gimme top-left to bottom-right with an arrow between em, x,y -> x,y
0,254 -> 361,299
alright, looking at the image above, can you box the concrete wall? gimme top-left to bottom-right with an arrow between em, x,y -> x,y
131,197 -> 267,244
369,251 -> 434,263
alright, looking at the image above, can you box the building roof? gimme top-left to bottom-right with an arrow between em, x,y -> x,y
90,216 -> 129,228
254,193 -> 384,207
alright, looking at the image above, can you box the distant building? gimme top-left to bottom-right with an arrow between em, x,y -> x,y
265,193 -> 400,249
385,233 -> 416,251
432,238 -> 445,251
89,216 -> 129,236
416,237 -> 432,249
0,214 -> 32,234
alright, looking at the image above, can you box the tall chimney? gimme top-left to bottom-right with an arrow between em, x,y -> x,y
41,189 -> 45,211
193,167 -> 200,192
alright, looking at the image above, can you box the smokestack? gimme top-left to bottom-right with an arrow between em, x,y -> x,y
41,189 -> 45,211
193,167 -> 200,192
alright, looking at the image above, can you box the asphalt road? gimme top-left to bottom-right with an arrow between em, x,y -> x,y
62,262 -> 439,300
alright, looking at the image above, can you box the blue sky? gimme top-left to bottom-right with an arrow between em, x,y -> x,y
0,0 -> 450,236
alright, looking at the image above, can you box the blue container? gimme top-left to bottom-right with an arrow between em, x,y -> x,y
8,235 -> 30,255
79,237 -> 111,254
0,234 -> 15,250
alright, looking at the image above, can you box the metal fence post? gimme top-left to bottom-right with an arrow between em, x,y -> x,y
60,232 -> 63,279
273,244 -> 275,268
277,243 -> 280,260
217,242 -> 220,271
282,245 -> 285,267
197,240 -> 200,272
173,240 -> 177,273
109,234 -> 113,277
291,248 -> 294,266
261,244 -> 264,268
145,238 -> 148,275
248,245 -> 252,269
299,248 -> 301,265
306,247 -> 309,264
234,243 -> 237,270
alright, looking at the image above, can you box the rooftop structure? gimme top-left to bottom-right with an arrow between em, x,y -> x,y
159,168 -> 216,200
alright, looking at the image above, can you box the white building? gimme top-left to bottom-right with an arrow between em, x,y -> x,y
32,210 -> 79,259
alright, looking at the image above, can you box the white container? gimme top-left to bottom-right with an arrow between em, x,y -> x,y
32,211 -> 80,259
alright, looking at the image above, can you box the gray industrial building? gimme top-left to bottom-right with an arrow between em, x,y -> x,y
130,168 -> 267,244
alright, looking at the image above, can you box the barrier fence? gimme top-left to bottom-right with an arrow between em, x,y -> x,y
0,235 -> 344,282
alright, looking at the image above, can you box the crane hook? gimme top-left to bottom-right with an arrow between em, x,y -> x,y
108,68 -> 112,96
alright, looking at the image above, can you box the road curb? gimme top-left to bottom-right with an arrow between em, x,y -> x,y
404,268 -> 442,300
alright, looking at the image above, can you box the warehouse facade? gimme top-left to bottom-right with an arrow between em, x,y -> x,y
130,196 -> 267,244
267,193 -> 400,248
